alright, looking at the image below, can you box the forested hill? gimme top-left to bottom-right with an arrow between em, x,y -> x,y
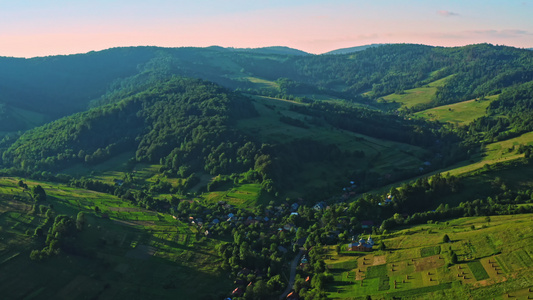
1,44 -> 533,133
1,78 -> 258,175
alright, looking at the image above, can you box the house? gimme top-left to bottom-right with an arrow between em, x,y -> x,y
291,203 -> 299,211
278,245 -> 288,253
348,235 -> 374,252
113,179 -> 124,186
313,202 -> 326,211
283,224 -> 295,231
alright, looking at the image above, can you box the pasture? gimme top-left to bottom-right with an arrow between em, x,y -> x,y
0,177 -> 231,300
324,214 -> 533,299
381,76 -> 452,109
443,131 -> 533,177
415,95 -> 498,126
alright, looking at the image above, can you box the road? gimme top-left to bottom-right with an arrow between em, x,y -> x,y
279,249 -> 305,299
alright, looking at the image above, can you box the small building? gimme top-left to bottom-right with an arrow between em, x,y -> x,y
313,202 -> 326,211
348,235 -> 374,252
291,203 -> 299,211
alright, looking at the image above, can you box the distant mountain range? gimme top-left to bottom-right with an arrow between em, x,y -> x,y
323,44 -> 387,55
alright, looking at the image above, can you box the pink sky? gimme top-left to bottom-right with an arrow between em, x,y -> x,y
0,0 -> 531,57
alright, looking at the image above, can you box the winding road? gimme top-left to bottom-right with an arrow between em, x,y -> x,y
279,249 -> 305,299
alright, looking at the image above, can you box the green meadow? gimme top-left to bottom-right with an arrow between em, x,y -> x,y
415,95 -> 498,126
444,131 -> 533,177
324,214 -> 533,299
381,76 -> 452,109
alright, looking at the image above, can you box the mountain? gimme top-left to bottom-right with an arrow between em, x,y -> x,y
1,43 -> 533,134
322,43 -> 386,55
230,46 -> 310,56
2,78 -> 257,173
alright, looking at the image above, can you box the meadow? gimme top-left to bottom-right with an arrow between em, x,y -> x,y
415,95 -> 498,126
324,214 -> 533,299
380,76 -> 452,109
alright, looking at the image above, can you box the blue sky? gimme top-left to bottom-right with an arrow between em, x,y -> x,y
0,0 -> 531,57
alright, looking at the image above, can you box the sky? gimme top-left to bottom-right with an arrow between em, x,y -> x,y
0,0 -> 532,57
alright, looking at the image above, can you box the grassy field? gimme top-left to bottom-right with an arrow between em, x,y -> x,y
444,131 -> 533,177
202,183 -> 268,208
324,214 -> 533,299
415,95 -> 498,126
367,130 -> 533,200
244,76 -> 279,90
380,76 -> 452,109
0,177 -> 231,300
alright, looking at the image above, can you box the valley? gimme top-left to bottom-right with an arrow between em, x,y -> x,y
0,43 -> 533,299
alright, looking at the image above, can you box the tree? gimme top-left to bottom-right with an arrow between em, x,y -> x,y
32,185 -> 46,202
442,234 -> 450,243
76,212 -> 86,231
450,250 -> 458,264
379,241 -> 386,250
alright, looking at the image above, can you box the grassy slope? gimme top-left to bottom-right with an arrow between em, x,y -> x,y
381,76 -> 452,109
445,131 -> 533,177
415,95 -> 498,126
325,214 -> 533,299
368,129 -> 533,200
237,96 -> 431,198
0,177 -> 231,300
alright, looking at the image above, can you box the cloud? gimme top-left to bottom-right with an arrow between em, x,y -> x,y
464,29 -> 533,38
437,10 -> 459,17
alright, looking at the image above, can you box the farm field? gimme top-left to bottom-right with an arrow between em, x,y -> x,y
0,177 -> 231,300
415,95 -> 498,126
324,214 -> 533,299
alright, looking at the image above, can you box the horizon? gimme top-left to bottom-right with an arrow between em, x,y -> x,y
1,42 -> 532,59
1,0 -> 532,58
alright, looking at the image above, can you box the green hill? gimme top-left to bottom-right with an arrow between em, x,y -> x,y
0,177 -> 231,299
2,43 -> 533,133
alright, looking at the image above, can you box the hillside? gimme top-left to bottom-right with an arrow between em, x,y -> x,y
323,44 -> 386,55
2,44 -> 533,134
0,76 -> 469,201
0,177 -> 232,299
